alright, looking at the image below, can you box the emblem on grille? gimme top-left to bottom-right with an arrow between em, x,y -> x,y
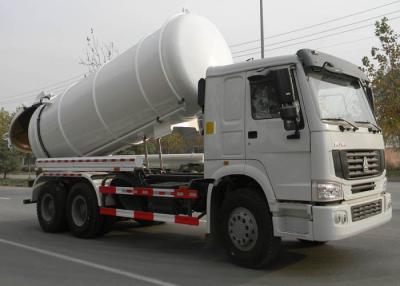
363,156 -> 369,171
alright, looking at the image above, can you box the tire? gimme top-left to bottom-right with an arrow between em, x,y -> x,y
97,216 -> 115,235
67,182 -> 110,238
37,182 -> 68,233
297,239 -> 327,246
221,188 -> 281,269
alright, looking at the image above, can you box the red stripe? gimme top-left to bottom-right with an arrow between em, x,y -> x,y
99,208 -> 199,226
99,186 -> 116,194
134,211 -> 154,221
100,186 -> 198,199
100,208 -> 117,216
42,173 -> 82,177
134,188 -> 153,197
175,215 -> 199,226
40,158 -> 135,163
173,188 -> 198,199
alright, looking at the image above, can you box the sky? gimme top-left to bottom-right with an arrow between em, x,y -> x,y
0,0 -> 399,111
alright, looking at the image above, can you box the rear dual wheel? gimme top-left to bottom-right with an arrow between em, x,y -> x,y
37,181 -> 114,237
66,182 -> 114,238
37,182 -> 68,233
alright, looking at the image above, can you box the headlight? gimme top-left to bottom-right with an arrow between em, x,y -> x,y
313,181 -> 343,202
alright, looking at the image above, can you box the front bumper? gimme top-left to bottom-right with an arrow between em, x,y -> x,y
312,193 -> 392,241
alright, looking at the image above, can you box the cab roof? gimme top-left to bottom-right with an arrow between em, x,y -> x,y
206,49 -> 368,82
206,55 -> 299,78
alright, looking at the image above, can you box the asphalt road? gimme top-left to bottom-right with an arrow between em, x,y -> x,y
0,183 -> 399,286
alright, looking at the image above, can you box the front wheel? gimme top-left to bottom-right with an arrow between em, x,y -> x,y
222,188 -> 281,268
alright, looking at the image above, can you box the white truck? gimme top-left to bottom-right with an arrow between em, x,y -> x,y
9,13 -> 392,268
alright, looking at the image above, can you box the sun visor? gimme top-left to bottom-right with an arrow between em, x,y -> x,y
297,49 -> 369,82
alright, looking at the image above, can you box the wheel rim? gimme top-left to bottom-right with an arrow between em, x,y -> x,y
228,207 -> 258,251
71,195 -> 88,227
41,193 -> 55,222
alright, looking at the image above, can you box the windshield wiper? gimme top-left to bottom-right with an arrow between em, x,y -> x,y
355,121 -> 381,133
321,117 -> 359,132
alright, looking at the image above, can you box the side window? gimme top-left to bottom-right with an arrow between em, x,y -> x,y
250,79 -> 281,120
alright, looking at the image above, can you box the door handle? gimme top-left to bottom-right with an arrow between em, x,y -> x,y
248,131 -> 258,139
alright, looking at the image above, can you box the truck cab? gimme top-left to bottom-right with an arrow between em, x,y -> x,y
203,49 -> 391,264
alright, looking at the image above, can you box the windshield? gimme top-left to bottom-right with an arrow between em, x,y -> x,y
308,73 -> 375,124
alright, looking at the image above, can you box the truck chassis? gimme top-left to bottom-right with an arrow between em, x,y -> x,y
29,155 -> 210,230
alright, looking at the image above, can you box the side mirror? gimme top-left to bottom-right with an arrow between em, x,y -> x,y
198,78 -> 206,111
275,69 -> 294,104
280,104 -> 300,139
366,86 -> 375,114
280,105 -> 297,121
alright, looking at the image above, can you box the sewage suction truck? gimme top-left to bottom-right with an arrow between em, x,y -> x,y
9,13 -> 392,268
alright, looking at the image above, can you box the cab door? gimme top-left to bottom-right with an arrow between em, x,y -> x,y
245,65 -> 311,201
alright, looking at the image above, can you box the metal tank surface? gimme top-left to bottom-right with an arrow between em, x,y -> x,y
9,12 -> 233,158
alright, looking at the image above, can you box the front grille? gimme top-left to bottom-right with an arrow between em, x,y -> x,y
351,199 -> 382,222
346,150 -> 380,178
351,182 -> 375,194
333,149 -> 384,180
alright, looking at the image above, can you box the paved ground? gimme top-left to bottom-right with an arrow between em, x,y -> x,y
0,183 -> 399,286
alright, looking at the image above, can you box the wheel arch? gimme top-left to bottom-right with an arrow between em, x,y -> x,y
207,164 -> 277,237
32,174 -> 100,205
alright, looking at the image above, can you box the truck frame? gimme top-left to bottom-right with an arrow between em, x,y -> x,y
24,49 -> 392,269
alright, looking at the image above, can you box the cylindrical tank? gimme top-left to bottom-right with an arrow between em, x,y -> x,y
9,13 -> 232,158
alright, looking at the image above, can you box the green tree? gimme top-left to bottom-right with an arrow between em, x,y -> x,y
362,17 -> 400,146
0,108 -> 21,178
116,139 -> 157,155
0,141 -> 20,179
0,107 -> 11,135
161,132 -> 187,154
